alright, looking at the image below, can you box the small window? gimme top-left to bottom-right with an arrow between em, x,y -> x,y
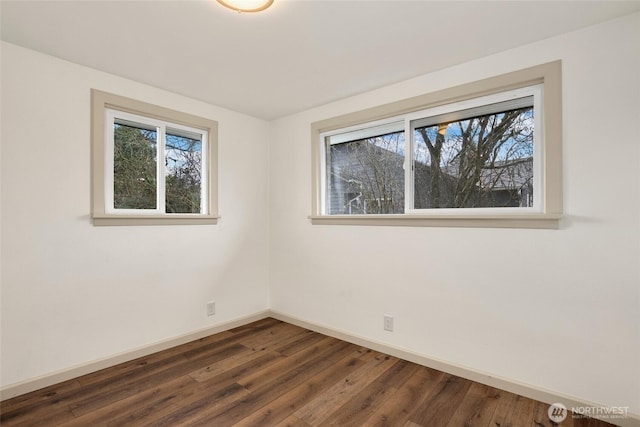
92,90 -> 218,225
106,110 -> 208,215
312,62 -> 562,228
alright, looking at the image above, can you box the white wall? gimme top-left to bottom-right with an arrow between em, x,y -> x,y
0,42 -> 270,387
270,12 -> 640,414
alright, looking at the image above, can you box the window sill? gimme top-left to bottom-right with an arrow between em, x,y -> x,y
93,214 -> 219,226
309,213 -> 561,229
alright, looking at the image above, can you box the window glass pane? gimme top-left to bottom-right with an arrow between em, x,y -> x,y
413,105 -> 534,209
326,130 -> 405,214
113,122 -> 157,209
165,129 -> 202,213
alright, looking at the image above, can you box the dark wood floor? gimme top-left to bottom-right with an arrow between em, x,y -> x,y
1,317 -> 614,427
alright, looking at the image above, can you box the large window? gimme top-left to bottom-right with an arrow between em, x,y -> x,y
92,90 -> 218,225
312,62 -> 562,228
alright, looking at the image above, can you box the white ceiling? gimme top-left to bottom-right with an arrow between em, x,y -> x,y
2,0 -> 639,120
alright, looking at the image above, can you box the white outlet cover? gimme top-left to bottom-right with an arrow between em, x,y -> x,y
383,314 -> 393,331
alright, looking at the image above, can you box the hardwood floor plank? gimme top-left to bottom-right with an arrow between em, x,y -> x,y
236,336 -> 343,390
375,359 -> 421,389
233,353 -> 366,427
274,330 -> 326,356
355,347 -> 386,362
275,415 -> 314,427
132,351 -> 283,426
317,377 -> 398,426
75,330 -> 237,387
489,389 -> 520,426
408,373 -> 473,426
228,316 -> 281,333
138,381 -> 251,427
361,366 -> 445,427
532,400 -> 558,427
192,349 -> 284,387
444,382 -> 502,427
8,332 -> 248,423
188,345 -> 268,382
67,342 -> 249,417
0,379 -> 82,425
192,340 -> 358,426
236,321 -> 308,352
0,379 -> 82,416
1,402 -> 76,427
61,375 -> 196,427
293,352 -> 398,426
509,394 -> 539,426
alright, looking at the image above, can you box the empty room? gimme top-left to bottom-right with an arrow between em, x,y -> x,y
1,0 -> 639,426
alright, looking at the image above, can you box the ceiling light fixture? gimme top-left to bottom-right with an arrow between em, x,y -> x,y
216,0 -> 274,13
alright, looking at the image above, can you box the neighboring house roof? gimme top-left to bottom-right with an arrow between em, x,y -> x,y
479,158 -> 533,190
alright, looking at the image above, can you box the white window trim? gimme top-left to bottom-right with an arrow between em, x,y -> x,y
310,61 -> 563,229
320,116 -> 406,216
104,109 -> 210,216
91,89 -> 219,226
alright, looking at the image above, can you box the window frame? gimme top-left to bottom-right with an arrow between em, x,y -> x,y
104,109 -> 209,216
310,61 -> 562,229
322,116 -> 406,215
405,84 -> 542,215
92,89 -> 219,226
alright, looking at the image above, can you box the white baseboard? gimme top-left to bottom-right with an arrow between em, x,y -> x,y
0,310 -> 270,401
269,310 -> 640,427
2,309 -> 638,427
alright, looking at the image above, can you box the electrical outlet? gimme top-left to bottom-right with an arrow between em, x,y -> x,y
207,301 -> 215,316
383,314 -> 394,332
